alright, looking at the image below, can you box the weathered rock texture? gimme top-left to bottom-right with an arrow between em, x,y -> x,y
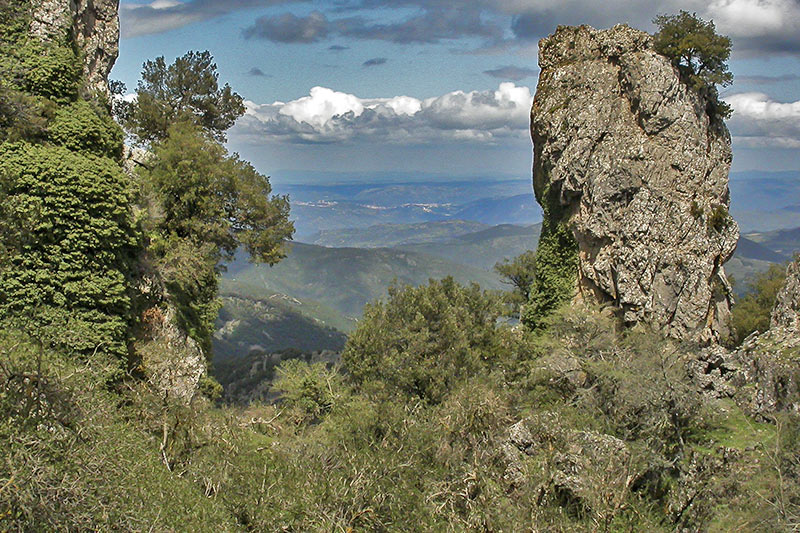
30,0 -> 120,95
531,25 -> 738,343
689,257 -> 800,417
733,257 -> 800,417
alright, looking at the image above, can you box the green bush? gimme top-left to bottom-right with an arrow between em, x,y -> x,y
17,42 -> 81,103
731,263 -> 788,344
48,99 -> 124,159
522,183 -> 578,330
0,143 -> 137,357
342,277 -> 503,404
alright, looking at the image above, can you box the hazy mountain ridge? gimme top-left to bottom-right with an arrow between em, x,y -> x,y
215,221 -> 800,361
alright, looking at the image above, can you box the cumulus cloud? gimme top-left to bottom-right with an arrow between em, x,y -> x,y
707,0 -> 800,55
231,82 -> 533,145
484,65 -> 538,81
362,57 -> 387,67
120,0 -> 305,38
725,92 -> 800,148
243,11 -> 329,42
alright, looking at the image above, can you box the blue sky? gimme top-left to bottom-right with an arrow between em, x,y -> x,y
113,0 -> 800,184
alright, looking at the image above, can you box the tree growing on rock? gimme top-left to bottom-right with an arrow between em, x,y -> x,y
653,11 -> 733,117
125,51 -> 293,355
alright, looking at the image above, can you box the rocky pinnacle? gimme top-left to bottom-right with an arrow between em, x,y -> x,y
530,24 -> 739,343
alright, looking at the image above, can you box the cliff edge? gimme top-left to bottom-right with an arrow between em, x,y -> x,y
529,24 -> 738,343
30,0 -> 119,96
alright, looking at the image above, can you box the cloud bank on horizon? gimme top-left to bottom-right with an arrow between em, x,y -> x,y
118,0 -> 800,171
233,83 -> 532,145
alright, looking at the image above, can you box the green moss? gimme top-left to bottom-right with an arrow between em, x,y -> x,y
522,183 -> 579,330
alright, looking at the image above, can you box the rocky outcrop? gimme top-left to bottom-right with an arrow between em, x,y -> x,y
770,257 -> 800,332
530,25 -> 738,343
688,257 -> 800,417
30,0 -> 120,96
136,305 -> 207,404
733,257 -> 800,417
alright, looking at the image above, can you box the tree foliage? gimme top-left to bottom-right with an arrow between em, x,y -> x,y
653,11 -> 733,117
122,51 -> 245,143
143,122 -> 292,265
137,121 -> 293,351
343,277 -> 503,404
495,249 -> 537,315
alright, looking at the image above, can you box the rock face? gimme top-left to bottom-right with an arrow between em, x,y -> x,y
733,257 -> 800,417
770,257 -> 800,333
30,0 -> 120,96
530,25 -> 738,343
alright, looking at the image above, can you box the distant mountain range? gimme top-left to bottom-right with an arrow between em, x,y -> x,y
214,220 -> 800,361
729,170 -> 800,232
211,171 -> 799,361
276,178 -> 543,238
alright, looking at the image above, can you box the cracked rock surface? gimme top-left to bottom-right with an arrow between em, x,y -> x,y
530,24 -> 738,343
30,0 -> 120,96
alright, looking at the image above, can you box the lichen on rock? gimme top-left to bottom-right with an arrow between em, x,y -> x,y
528,24 -> 738,343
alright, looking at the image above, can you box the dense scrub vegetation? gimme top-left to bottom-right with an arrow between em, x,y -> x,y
0,0 -> 136,359
730,263 -> 789,345
4,291 -> 798,530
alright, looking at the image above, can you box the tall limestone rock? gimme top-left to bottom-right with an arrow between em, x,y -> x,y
30,0 -> 120,96
529,24 -> 738,343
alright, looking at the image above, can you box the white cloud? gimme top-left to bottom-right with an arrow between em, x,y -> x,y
707,0 -> 797,37
279,86 -> 365,128
231,83 -> 533,145
725,91 -> 800,148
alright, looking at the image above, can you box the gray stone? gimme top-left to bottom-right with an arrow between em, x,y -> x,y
30,0 -> 120,97
733,257 -> 800,418
530,24 -> 738,344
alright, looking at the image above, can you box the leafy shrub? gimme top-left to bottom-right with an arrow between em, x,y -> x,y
0,143 -> 137,357
342,277 -> 503,404
731,263 -> 788,345
272,359 -> 344,423
17,42 -> 81,103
